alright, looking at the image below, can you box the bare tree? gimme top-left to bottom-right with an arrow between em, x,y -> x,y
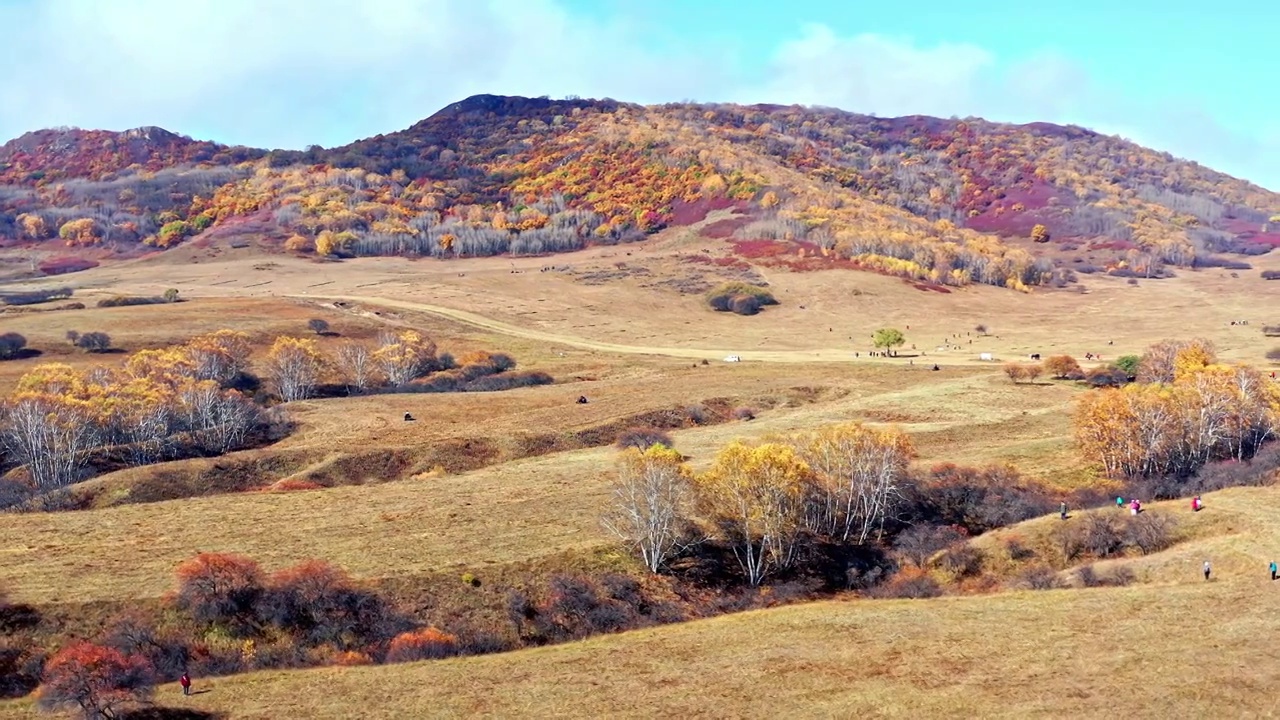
335,341 -> 377,392
602,445 -> 697,573
0,396 -> 99,489
307,318 -> 331,336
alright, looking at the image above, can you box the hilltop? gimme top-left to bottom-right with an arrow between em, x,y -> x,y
3,94 -> 1279,289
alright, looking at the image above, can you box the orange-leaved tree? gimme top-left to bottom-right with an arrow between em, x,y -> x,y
36,642 -> 154,720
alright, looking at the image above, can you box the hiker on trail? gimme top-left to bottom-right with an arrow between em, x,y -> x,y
1130,499 -> 1141,516
1116,495 -> 1125,508
1060,502 -> 1068,520
1270,561 -> 1277,581
180,672 -> 191,696
1191,496 -> 1202,512
1203,561 -> 1212,581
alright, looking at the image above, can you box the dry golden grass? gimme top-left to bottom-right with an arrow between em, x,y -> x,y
1,234 -> 1278,716
5,487 -> 1279,719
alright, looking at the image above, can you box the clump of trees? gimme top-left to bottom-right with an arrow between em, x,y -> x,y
705,282 -> 778,315
602,422 -> 914,585
1003,362 -> 1043,384
0,330 -> 273,497
1076,338 -> 1280,480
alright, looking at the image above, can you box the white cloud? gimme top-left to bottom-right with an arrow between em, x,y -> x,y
0,2 -> 1275,189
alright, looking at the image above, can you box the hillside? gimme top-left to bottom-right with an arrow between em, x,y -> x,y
5,485 -> 1277,720
3,95 -> 1279,289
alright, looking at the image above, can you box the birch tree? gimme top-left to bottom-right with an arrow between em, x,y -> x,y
0,394 -> 99,489
335,341 -> 378,392
601,444 -> 696,573
263,337 -> 325,402
791,423 -> 914,543
694,441 -> 813,585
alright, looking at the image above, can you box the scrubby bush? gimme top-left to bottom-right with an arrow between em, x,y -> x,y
1044,354 -> 1083,380
1077,564 -> 1135,587
900,463 -> 1056,535
1267,347 -> 1280,361
307,319 -> 331,335
1263,325 -> 1280,337
0,333 -> 27,360
1123,511 -> 1178,554
1262,270 -> 1280,280
867,567 -> 942,599
1016,565 -> 1065,590
260,560 -> 406,650
1084,365 -> 1129,387
706,282 -> 777,315
173,553 -> 264,634
96,295 -> 170,308
615,427 -> 673,450
74,331 -> 112,352
0,287 -> 72,306
893,524 -> 966,567
732,406 -> 756,421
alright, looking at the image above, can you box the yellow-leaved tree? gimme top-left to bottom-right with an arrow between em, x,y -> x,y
263,337 -> 326,402
602,444 -> 696,573
694,441 -> 813,585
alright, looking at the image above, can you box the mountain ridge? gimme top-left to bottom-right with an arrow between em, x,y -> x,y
2,94 -> 1278,289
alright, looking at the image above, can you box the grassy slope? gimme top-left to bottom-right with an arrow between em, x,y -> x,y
6,487 -> 1279,720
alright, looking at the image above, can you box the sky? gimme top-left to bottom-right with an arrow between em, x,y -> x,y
1,0 -> 1278,189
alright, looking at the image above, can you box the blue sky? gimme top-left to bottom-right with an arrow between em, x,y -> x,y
1,0 -> 1277,188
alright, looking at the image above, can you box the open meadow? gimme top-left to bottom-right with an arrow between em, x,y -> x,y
1,224 -> 1279,718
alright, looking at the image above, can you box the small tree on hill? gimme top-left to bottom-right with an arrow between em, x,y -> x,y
1044,355 -> 1083,380
162,288 -> 180,303
173,552 -> 264,633
872,328 -> 906,354
307,318 -> 331,336
1030,224 -> 1051,243
37,642 -> 154,720
974,324 -> 989,336
1004,363 -> 1028,384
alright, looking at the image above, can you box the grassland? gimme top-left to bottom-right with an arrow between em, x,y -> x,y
5,486 -> 1279,719
1,222 -> 1279,717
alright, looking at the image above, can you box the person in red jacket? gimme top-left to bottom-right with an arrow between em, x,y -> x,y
1191,496 -> 1202,512
180,672 -> 191,696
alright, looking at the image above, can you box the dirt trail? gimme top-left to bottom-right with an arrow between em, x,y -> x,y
297,293 -> 886,364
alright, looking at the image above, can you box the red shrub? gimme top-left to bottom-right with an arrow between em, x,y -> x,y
37,642 -> 153,719
173,553 -> 264,632
385,628 -> 459,663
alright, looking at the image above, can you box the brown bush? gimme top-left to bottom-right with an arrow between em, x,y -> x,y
1016,565 -> 1065,590
1123,511 -> 1178,554
867,567 -> 942,599
1262,325 -> 1280,337
173,553 -> 264,633
893,524 -> 967,567
615,427 -> 674,450
0,333 -> 27,360
732,406 -> 756,421
1266,347 -> 1280,361
1044,354 -> 1083,379
1076,564 -> 1136,587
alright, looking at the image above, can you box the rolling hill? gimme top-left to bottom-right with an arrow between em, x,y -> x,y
3,94 -> 1279,290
